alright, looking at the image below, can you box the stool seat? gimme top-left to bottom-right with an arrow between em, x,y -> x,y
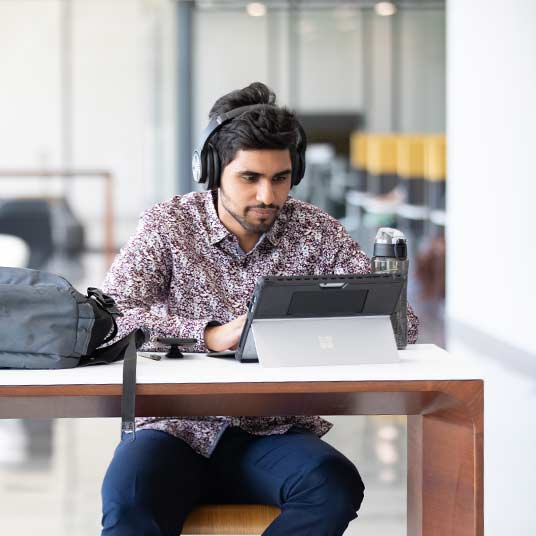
182,504 -> 281,535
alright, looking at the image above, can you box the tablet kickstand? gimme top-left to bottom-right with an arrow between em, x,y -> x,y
250,316 -> 399,368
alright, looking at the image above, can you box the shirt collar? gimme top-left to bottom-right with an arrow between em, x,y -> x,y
204,190 -> 291,248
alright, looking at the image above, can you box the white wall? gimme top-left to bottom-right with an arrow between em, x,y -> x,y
0,0 -> 177,248
367,13 -> 393,131
398,9 -> 445,133
296,9 -> 364,112
447,0 -> 536,354
193,11 -> 269,142
0,0 -> 62,185
193,7 -> 365,134
193,7 -> 445,137
448,5 -> 536,531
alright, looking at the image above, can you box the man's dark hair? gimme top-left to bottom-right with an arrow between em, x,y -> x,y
208,82 -> 300,170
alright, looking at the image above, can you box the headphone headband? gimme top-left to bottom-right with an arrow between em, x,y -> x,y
192,103 -> 307,189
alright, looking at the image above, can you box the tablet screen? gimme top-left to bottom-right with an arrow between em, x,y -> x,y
287,289 -> 368,316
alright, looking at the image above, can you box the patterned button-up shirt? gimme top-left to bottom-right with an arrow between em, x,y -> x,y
103,191 -> 419,457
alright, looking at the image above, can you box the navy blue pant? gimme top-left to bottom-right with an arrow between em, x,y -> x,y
101,427 -> 365,535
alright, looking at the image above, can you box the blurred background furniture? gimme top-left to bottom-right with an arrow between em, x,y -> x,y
0,170 -> 116,268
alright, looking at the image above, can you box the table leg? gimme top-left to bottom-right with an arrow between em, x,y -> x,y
407,400 -> 483,536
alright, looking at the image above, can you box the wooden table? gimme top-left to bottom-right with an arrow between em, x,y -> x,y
0,344 -> 483,536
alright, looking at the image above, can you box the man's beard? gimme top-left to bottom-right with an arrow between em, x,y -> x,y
219,189 -> 280,234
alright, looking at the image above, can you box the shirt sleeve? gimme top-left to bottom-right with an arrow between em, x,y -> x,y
325,220 -> 419,344
102,211 -> 213,352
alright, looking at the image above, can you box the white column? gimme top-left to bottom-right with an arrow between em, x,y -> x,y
447,3 -> 536,535
447,0 -> 536,354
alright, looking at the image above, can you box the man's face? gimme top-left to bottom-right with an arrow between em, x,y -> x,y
218,149 -> 292,235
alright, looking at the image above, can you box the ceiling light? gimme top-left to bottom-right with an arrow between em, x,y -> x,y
375,1 -> 397,17
246,2 -> 266,17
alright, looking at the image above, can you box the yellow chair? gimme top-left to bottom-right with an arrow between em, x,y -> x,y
350,131 -> 369,193
366,133 -> 399,195
396,134 -> 426,206
182,504 -> 281,535
423,134 -> 447,233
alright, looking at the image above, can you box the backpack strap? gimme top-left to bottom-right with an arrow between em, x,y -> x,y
79,330 -> 145,443
87,287 -> 122,345
120,332 -> 138,443
78,329 -> 143,366
87,287 -> 122,316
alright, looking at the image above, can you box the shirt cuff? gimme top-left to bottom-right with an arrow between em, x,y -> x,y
176,317 -> 220,353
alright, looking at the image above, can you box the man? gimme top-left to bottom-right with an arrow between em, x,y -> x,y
101,82 -> 419,536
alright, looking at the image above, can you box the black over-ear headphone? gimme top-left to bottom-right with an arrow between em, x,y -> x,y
192,104 -> 307,190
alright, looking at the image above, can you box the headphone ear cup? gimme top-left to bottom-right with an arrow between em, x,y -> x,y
198,147 -> 208,186
293,123 -> 307,186
291,150 -> 299,186
211,146 -> 221,189
291,149 -> 305,186
204,148 -> 212,189
298,150 -> 306,184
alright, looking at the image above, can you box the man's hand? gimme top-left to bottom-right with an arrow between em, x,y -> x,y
204,314 -> 247,352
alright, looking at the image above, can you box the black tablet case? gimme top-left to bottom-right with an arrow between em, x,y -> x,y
235,273 -> 404,362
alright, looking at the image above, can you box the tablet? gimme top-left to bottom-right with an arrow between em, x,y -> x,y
235,273 -> 404,363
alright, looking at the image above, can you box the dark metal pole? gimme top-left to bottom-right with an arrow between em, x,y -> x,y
176,0 -> 194,194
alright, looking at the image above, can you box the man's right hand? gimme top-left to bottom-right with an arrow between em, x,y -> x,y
204,314 -> 247,352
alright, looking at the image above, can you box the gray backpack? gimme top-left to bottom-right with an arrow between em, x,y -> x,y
0,267 -> 143,440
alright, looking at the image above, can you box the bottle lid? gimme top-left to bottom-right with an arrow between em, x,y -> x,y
373,227 -> 407,259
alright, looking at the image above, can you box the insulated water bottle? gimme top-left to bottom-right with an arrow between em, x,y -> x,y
371,227 -> 409,349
